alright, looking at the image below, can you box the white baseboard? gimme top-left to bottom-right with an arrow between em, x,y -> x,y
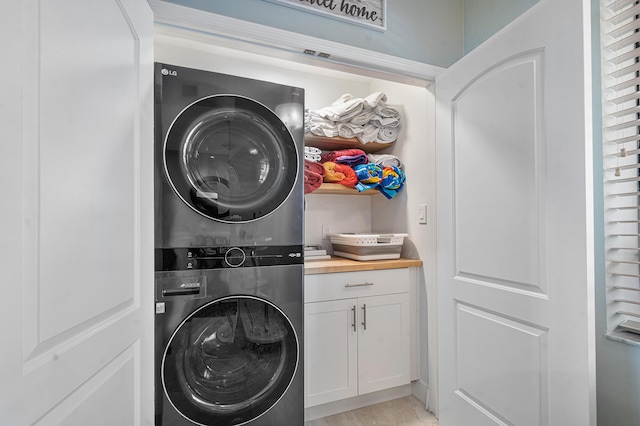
411,379 -> 429,409
304,384 -> 413,422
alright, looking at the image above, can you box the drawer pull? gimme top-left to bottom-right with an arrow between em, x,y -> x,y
344,282 -> 374,288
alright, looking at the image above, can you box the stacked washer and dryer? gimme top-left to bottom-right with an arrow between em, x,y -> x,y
154,63 -> 305,425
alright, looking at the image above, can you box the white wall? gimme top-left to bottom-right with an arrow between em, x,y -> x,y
161,0 -> 464,67
462,0 -> 539,54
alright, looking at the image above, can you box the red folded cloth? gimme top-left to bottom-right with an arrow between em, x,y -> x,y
304,170 -> 323,194
304,159 -> 326,177
323,161 -> 357,188
304,159 -> 325,194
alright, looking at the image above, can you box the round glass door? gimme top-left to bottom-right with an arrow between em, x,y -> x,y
164,95 -> 299,223
162,296 -> 298,426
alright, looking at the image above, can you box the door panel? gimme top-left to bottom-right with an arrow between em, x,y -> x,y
456,303 -> 547,426
305,299 -> 358,407
436,0 -> 595,424
1,0 -> 154,424
454,51 -> 544,293
358,293 -> 410,395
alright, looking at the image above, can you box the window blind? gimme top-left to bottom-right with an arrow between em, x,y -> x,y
603,0 -> 640,340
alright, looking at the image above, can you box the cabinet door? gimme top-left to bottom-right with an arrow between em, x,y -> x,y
305,299 -> 358,407
358,293 -> 410,395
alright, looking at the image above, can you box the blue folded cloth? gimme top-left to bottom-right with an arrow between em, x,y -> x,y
354,163 -> 383,192
377,166 -> 405,199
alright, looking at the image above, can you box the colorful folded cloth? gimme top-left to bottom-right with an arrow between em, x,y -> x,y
321,149 -> 368,167
354,163 -> 383,192
377,166 -> 406,199
323,161 -> 357,187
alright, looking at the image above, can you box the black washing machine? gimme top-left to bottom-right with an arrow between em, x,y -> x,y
155,248 -> 303,426
154,63 -> 305,249
154,64 -> 305,425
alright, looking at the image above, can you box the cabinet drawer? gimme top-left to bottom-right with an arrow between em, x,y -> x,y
305,268 -> 409,303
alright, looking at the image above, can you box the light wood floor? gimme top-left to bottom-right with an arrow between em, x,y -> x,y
305,396 -> 439,426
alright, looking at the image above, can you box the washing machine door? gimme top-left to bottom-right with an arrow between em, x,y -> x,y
162,296 -> 298,426
164,95 -> 299,223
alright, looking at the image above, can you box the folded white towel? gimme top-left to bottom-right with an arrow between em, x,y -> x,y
374,104 -> 400,118
315,96 -> 363,122
355,123 -> 380,144
305,93 -> 401,145
376,126 -> 398,143
304,153 -> 322,162
309,122 -> 339,138
363,92 -> 387,109
367,153 -> 404,169
350,110 -> 376,126
370,115 -> 400,127
337,123 -> 358,139
304,146 -> 321,155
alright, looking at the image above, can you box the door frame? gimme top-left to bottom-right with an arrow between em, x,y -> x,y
148,0 -> 443,415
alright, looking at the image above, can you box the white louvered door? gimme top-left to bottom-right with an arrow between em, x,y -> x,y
436,0 -> 596,424
0,1 -> 154,424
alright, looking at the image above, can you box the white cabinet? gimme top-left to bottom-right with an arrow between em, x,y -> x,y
304,268 -> 411,408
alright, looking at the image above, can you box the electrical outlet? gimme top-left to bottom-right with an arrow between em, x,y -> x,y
322,224 -> 331,240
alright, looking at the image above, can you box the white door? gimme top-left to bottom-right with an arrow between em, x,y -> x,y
358,293 -> 410,395
0,1 -> 154,425
436,0 -> 596,425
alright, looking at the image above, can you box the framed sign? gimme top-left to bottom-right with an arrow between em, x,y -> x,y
265,0 -> 386,31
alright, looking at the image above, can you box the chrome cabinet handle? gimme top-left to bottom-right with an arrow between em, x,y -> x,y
344,282 -> 374,288
361,304 -> 367,330
352,305 -> 356,332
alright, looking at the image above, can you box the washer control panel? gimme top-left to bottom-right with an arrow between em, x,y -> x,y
155,245 -> 303,271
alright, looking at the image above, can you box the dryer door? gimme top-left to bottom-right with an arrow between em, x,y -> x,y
162,296 -> 298,425
164,95 -> 299,223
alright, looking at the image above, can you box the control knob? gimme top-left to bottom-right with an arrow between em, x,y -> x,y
224,247 -> 246,267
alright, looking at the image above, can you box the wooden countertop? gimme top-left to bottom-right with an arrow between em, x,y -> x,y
304,257 -> 423,274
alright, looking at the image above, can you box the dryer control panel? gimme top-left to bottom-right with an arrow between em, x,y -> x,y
155,245 -> 304,271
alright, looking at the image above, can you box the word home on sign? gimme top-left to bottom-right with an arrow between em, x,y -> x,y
271,0 -> 385,29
